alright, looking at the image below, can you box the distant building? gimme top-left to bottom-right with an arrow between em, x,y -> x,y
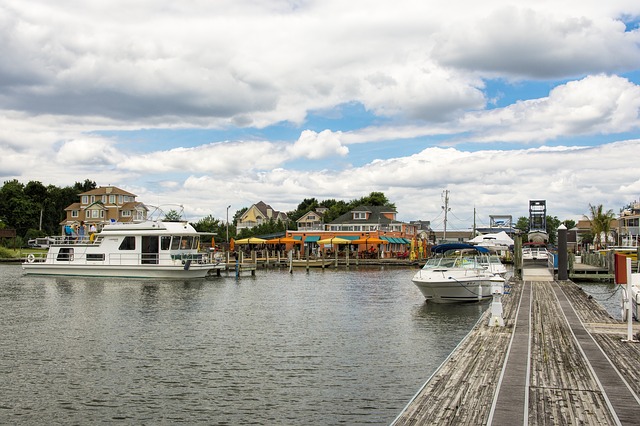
296,207 -> 328,231
618,200 -> 640,246
62,186 -> 148,231
236,201 -> 288,231
325,205 -> 413,235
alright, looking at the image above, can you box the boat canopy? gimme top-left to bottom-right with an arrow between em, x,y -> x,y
431,243 -> 490,254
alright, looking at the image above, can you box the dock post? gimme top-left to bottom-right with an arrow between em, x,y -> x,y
558,224 -> 568,280
488,275 -> 505,327
514,234 -> 522,280
622,257 -> 639,342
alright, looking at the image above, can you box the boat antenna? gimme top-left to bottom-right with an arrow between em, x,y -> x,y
442,190 -> 450,242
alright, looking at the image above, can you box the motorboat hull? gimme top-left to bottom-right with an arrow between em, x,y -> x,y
22,263 -> 224,279
412,271 -> 494,303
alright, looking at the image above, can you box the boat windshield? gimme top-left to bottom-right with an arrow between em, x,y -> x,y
170,236 -> 199,250
422,255 -> 481,269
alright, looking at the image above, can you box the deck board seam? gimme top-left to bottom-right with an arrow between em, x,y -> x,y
487,280 -> 531,426
550,281 -> 623,426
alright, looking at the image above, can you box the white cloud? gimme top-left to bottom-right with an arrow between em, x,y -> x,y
1,1 -> 639,228
289,130 -> 348,159
3,1 -> 639,127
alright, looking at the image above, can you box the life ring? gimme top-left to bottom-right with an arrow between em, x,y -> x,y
27,254 -> 35,263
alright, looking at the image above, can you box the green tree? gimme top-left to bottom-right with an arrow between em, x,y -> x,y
515,216 -> 529,234
163,209 -> 182,221
584,204 -> 616,250
74,179 -> 97,192
287,198 -> 320,224
546,215 -> 561,245
562,219 -> 576,229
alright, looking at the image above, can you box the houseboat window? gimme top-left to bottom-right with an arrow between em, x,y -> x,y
86,253 -> 105,261
119,236 -> 136,250
171,237 -> 181,250
181,236 -> 195,249
160,236 -> 171,250
57,248 -> 74,261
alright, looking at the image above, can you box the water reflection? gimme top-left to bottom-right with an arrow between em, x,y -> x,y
1,265 -> 485,425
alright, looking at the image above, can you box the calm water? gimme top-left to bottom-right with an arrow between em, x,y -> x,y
577,281 -> 625,320
0,264 -> 487,425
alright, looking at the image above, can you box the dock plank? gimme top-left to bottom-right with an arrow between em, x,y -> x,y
392,275 -> 640,426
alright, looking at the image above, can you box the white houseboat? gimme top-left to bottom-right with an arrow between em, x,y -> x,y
22,220 -> 225,279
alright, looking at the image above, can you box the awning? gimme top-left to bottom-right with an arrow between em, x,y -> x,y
265,237 -> 302,244
317,237 -> 352,245
234,237 -> 267,244
304,236 -> 320,242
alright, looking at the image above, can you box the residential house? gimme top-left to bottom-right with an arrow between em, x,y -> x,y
62,186 -> 148,231
296,207 -> 328,231
618,200 -> 640,246
236,201 -> 288,231
324,205 -> 413,235
282,205 -> 417,258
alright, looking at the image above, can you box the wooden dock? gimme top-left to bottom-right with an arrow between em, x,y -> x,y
392,267 -> 640,425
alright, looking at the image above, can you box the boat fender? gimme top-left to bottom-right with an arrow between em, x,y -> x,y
27,254 -> 35,263
184,259 -> 191,270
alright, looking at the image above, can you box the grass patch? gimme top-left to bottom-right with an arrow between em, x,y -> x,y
0,247 -> 47,259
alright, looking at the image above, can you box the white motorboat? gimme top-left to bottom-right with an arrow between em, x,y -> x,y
412,243 -> 501,304
522,244 -> 550,263
22,220 -> 225,279
481,254 -> 508,276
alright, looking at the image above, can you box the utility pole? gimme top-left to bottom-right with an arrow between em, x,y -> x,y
226,205 -> 231,243
442,190 -> 450,242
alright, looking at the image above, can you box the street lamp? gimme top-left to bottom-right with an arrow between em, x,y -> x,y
226,205 -> 231,243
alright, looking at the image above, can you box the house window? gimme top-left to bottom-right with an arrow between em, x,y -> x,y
353,212 -> 367,219
81,196 -> 88,204
122,210 -> 131,217
109,195 -> 116,204
71,210 -> 79,218
92,210 -> 100,218
102,195 -> 107,203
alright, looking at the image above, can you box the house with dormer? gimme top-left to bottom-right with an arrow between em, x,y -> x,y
236,201 -> 288,231
325,205 -> 411,234
61,186 -> 148,231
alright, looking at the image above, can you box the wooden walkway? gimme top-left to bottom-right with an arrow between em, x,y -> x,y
392,268 -> 640,425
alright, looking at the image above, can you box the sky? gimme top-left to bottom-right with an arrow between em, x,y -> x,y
2,1 -> 640,232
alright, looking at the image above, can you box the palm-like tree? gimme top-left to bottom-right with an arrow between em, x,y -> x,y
585,204 -> 616,250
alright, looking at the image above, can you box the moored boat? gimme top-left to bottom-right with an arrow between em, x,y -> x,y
22,220 -> 225,279
522,243 -> 550,264
411,243 -> 501,304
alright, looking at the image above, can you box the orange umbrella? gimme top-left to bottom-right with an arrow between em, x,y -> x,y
229,238 -> 235,251
351,237 -> 385,244
265,237 -> 303,244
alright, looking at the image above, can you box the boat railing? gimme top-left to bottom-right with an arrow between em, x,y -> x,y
48,235 -> 104,245
26,250 -> 218,266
